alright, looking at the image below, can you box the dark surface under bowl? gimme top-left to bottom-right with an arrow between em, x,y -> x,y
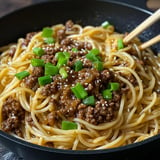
0,0 -> 160,160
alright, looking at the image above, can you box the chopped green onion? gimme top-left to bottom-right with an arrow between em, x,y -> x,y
86,48 -> 100,62
96,55 -> 102,61
108,82 -> 120,91
55,52 -> 64,60
101,21 -> 110,29
63,52 -> 70,60
44,37 -> 55,44
74,60 -> 83,72
45,63 -> 58,76
117,39 -> 124,50
93,61 -> 103,71
31,59 -> 45,67
83,96 -> 95,106
71,47 -> 78,52
62,121 -> 77,130
102,89 -> 112,100
71,83 -> 88,99
33,47 -> 45,56
56,57 -> 67,68
38,75 -> 52,86
86,52 -> 99,62
55,52 -> 70,60
89,48 -> 100,55
56,52 -> 70,68
102,82 -> 119,100
15,71 -> 30,80
42,27 -> 53,37
59,67 -> 68,79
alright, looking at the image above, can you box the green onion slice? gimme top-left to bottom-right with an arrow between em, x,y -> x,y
74,60 -> 83,72
102,89 -> 112,100
42,27 -> 53,37
83,96 -> 95,106
38,75 -> 52,86
59,67 -> 68,79
55,52 -> 70,68
15,71 -> 30,80
108,82 -> 120,91
71,47 -> 78,52
86,48 -> 101,62
56,52 -> 70,68
56,57 -> 67,68
31,59 -> 45,67
44,37 -> 55,44
86,52 -> 99,62
55,52 -> 70,60
117,39 -> 124,50
93,61 -> 103,71
45,63 -> 59,76
71,83 -> 88,99
33,47 -> 45,56
89,48 -> 100,55
101,21 -> 110,29
62,121 -> 77,130
63,52 -> 70,60
55,52 -> 64,60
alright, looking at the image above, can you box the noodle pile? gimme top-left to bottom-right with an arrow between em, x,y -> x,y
0,21 -> 160,150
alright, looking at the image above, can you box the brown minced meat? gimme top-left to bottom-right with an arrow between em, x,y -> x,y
1,97 -> 25,137
23,66 -> 44,91
2,20 -> 126,133
42,68 -> 121,125
40,20 -> 123,125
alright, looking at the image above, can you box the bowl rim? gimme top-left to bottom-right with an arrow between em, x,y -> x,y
0,0 -> 153,20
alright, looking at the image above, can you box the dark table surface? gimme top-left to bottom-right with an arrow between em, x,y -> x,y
0,0 -> 159,160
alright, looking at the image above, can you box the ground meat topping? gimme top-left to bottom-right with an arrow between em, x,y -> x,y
23,75 -> 38,90
41,82 -> 57,96
22,32 -> 37,47
77,92 -> 121,125
32,67 -> 44,77
65,20 -> 74,31
37,28 -> 122,124
42,44 -> 59,55
100,69 -> 114,83
1,97 -> 25,137
23,67 -> 44,90
14,21 -> 124,126
57,28 -> 66,41
56,20 -> 75,42
41,54 -> 57,65
40,63 -> 121,124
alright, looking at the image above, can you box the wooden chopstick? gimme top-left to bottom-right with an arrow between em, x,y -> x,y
139,34 -> 160,50
123,8 -> 160,44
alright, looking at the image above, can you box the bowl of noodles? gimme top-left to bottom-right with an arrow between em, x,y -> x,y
0,0 -> 160,160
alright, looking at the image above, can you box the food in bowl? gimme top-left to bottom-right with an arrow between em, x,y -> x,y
0,20 -> 160,150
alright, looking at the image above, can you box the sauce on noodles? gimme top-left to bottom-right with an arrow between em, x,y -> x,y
0,20 -> 160,150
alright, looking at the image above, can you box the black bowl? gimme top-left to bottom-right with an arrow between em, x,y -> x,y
0,0 -> 160,160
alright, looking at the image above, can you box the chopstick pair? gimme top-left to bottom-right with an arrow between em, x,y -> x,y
123,8 -> 160,50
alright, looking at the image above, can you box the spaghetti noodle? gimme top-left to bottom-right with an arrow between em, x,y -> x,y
0,20 -> 160,150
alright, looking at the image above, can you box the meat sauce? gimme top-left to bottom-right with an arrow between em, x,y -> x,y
2,20 -> 125,134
